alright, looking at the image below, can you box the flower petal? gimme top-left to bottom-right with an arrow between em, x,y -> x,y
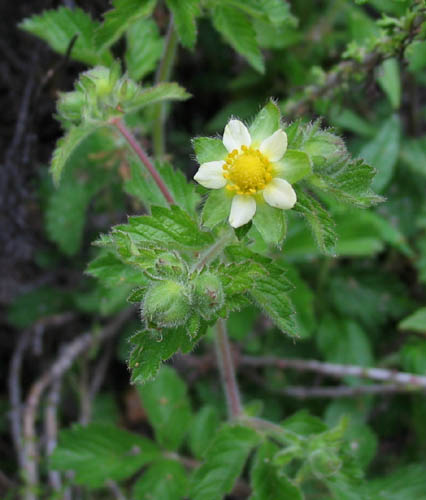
223,120 -> 251,152
194,161 -> 226,189
259,129 -> 287,162
229,195 -> 256,228
263,178 -> 297,210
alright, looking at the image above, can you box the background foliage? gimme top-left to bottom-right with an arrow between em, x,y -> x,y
2,0 -> 426,499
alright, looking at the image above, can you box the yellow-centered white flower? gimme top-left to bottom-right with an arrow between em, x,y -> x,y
194,119 -> 297,228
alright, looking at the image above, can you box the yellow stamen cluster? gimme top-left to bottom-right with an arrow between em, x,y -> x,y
223,145 -> 273,195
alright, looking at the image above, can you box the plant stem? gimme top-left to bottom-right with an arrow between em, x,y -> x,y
191,229 -> 234,272
112,118 -> 175,205
153,17 -> 179,160
215,319 -> 242,419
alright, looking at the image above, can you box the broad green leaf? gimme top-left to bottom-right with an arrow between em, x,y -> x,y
359,114 -> 401,192
202,189 -> 232,229
125,18 -> 163,80
87,252 -> 148,288
165,0 -> 200,49
46,179 -> 93,256
118,205 -> 214,248
399,307 -> 426,334
95,0 -> 157,51
249,100 -> 281,144
250,441 -> 303,500
7,287 -> 69,329
51,123 -> 101,185
367,464 -> 426,499
329,106 -> 377,137
377,58 -> 401,109
226,0 -> 265,18
277,150 -> 312,183
189,406 -> 221,459
137,366 -> 192,450
74,282 -> 130,317
190,424 -> 262,500
124,160 -> 200,215
133,459 -> 188,499
50,423 -> 160,488
406,40 -> 426,72
285,266 -> 315,339
192,137 -> 228,164
211,5 -> 264,73
20,7 -> 112,66
400,137 -> 426,178
293,189 -> 337,255
253,202 -> 287,246
401,340 -> 426,374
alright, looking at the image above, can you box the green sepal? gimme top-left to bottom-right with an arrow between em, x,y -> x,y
202,189 -> 232,229
253,202 -> 287,246
249,100 -> 281,145
276,150 -> 312,184
192,137 -> 228,164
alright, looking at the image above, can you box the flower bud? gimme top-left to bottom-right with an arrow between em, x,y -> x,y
192,272 -> 224,319
309,449 -> 342,479
142,280 -> 191,327
154,251 -> 187,278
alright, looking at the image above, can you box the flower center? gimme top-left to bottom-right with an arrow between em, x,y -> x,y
223,145 -> 273,195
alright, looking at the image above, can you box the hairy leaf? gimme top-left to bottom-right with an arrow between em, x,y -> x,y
165,0 -> 200,48
133,459 -> 188,499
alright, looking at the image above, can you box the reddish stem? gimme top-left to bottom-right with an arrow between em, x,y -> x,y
112,118 -> 175,205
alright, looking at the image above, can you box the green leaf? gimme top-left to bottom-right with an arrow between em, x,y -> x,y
377,58 -> 401,109
192,137 -> 228,164
137,366 -> 192,450
253,202 -> 287,246
202,189 -> 232,229
51,123 -> 100,185
277,150 -> 312,184
401,340 -> 426,374
133,459 -> 188,499
367,464 -> 426,499
124,160 -> 200,215
7,287 -> 69,329
20,7 -> 112,66
165,0 -> 200,49
359,114 -> 401,192
211,5 -> 264,73
190,424 -> 262,500
129,324 -> 204,383
118,205 -> 214,248
95,0 -> 157,51
399,308 -> 426,334
249,100 -> 281,144
189,406 -> 221,459
293,189 -> 337,255
87,252 -> 148,287
400,137 -> 426,178
50,423 -> 160,488
125,18 -> 163,80
250,441 -> 303,500
121,82 -> 190,114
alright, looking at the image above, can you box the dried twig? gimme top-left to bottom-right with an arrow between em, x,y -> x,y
44,380 -> 62,492
275,384 -> 420,399
240,355 -> 426,389
22,308 -> 133,500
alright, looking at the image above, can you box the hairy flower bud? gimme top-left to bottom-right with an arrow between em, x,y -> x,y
192,272 -> 224,319
154,251 -> 187,278
309,449 -> 342,479
142,280 -> 191,327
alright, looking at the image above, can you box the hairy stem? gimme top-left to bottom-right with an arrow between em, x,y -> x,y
215,319 -> 242,419
191,229 -> 234,272
112,118 -> 175,205
153,18 -> 178,160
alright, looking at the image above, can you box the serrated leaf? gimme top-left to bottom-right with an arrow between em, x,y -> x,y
118,205 -> 214,248
50,423 -> 160,488
211,5 -> 264,73
359,114 -> 401,192
124,160 -> 200,215
51,123 -> 100,185
95,0 -> 157,51
189,406 -> 221,459
399,308 -> 426,334
87,252 -> 148,287
137,366 -> 192,450
20,7 -> 112,66
190,424 -> 262,500
125,18 -> 163,80
192,137 -> 228,165
165,0 -> 200,49
250,441 -> 303,500
293,189 -> 337,255
133,459 -> 188,499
